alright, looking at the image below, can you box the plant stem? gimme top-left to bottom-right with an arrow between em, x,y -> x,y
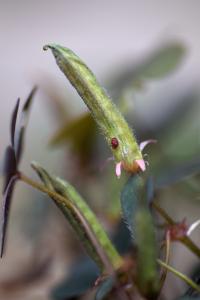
159,231 -> 171,292
157,259 -> 200,293
152,201 -> 174,225
20,172 -> 55,195
152,201 -> 200,259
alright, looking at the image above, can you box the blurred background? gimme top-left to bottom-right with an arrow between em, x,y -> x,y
0,1 -> 200,299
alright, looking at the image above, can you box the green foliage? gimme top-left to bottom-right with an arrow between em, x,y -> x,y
120,175 -> 143,236
109,42 -> 186,103
50,113 -> 97,165
138,43 -> 186,79
44,44 -> 143,174
31,161 -> 122,272
1,42 -> 200,300
121,175 -> 159,298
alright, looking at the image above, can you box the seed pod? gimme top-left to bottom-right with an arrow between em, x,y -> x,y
44,44 -> 145,176
31,162 -> 122,272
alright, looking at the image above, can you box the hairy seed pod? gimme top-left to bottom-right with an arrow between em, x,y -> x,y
44,44 -> 144,174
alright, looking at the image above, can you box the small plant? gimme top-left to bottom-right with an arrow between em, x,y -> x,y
1,42 -> 200,300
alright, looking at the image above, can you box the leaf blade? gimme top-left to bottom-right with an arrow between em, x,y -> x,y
140,42 -> 186,79
3,146 -> 17,192
0,175 -> 18,257
15,86 -> 37,163
10,98 -> 20,148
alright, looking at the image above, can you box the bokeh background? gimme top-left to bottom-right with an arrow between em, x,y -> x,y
0,1 -> 200,299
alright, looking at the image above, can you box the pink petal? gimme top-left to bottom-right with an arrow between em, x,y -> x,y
139,139 -> 157,152
187,219 -> 200,236
115,162 -> 122,178
135,159 -> 146,171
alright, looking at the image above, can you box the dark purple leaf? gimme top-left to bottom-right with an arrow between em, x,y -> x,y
0,87 -> 37,258
0,175 -> 18,257
15,127 -> 25,164
22,86 -> 37,113
3,146 -> 17,192
14,87 -> 37,163
10,99 -> 20,148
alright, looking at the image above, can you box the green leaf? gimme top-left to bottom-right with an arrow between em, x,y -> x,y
95,276 -> 115,300
139,43 -> 186,79
112,221 -> 132,255
31,162 -> 122,272
50,112 -> 97,164
50,112 -> 95,146
120,175 -> 144,237
121,175 -> 159,298
109,42 -> 186,102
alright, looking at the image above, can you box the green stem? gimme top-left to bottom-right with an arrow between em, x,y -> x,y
157,259 -> 200,293
159,231 -> 171,292
152,201 -> 200,259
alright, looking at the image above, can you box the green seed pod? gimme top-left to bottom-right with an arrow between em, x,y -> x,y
44,44 -> 145,176
31,162 -> 122,272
